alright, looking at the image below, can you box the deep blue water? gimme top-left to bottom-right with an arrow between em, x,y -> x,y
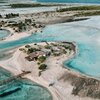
37,0 -> 100,3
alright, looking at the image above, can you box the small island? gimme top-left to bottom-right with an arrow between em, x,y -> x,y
19,42 -> 75,76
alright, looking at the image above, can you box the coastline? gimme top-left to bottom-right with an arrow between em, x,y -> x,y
0,42 -> 99,100
0,7 -> 92,42
1,4 -> 100,100
1,27 -> 32,42
0,66 -> 53,100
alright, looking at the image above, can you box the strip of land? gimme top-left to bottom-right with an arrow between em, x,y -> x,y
57,6 -> 100,12
9,3 -> 65,8
0,9 -> 86,41
57,5 -> 100,16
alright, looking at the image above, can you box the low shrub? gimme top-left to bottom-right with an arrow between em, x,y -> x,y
39,64 -> 47,70
38,56 -> 46,63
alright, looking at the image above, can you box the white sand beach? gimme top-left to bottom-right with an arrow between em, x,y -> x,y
2,27 -> 39,41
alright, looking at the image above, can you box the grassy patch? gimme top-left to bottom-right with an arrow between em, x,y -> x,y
57,6 -> 100,12
10,3 -> 62,8
38,56 -> 46,63
39,64 -> 47,71
75,11 -> 100,17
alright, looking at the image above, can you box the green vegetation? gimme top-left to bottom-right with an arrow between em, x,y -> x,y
27,48 -> 39,54
5,18 -> 39,32
44,45 -> 51,49
50,43 -> 58,46
16,22 -> 26,32
25,19 -> 32,24
0,15 -> 2,18
63,45 -> 71,50
0,13 -> 19,19
5,13 -> 19,19
57,6 -> 100,12
37,62 -> 41,65
10,3 -> 61,8
19,48 -> 25,51
25,45 -> 31,48
53,52 -> 61,56
75,11 -> 100,17
39,64 -> 47,70
38,71 -> 42,76
19,48 -> 26,53
38,56 -> 46,63
62,49 -> 67,54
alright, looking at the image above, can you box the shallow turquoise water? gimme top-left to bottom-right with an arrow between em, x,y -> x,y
0,67 -> 52,100
0,30 -> 10,40
1,16 -> 100,99
0,16 -> 100,77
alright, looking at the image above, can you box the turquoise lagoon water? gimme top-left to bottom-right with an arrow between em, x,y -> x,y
1,16 -> 100,99
0,30 -> 10,40
0,31 -> 52,100
0,67 -> 52,100
0,16 -> 100,77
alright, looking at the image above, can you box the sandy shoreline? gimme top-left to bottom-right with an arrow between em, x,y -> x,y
0,9 -> 89,42
0,42 -> 98,100
1,27 -> 39,42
